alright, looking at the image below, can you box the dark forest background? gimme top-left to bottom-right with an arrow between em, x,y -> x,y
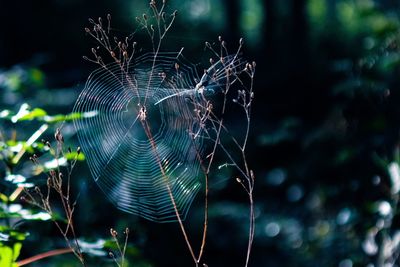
2,0 -> 400,266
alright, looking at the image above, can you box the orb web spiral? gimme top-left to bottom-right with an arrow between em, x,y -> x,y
73,52 -> 204,222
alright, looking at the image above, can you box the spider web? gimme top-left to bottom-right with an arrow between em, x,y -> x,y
73,52 -> 204,222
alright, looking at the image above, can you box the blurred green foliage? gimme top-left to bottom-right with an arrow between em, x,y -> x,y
1,0 -> 400,266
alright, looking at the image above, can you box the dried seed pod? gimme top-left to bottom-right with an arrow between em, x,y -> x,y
55,128 -> 64,143
110,228 -> 118,237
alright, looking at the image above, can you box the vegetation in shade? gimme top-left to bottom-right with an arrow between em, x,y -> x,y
0,103 -> 95,123
1,1 -> 256,266
2,0 -> 400,266
77,1 -> 255,266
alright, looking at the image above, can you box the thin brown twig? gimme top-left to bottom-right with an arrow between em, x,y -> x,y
22,133 -> 85,266
198,38 -> 256,267
16,248 -> 73,266
82,4 -> 256,266
84,5 -> 203,266
141,118 -> 198,265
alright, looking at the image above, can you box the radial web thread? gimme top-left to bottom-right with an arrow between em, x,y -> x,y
73,52 -> 204,222
73,51 -> 245,222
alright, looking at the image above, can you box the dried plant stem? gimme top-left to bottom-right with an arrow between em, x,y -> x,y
23,133 -> 85,266
83,4 -> 256,266
143,2 -> 176,106
189,129 -> 210,265
197,173 -> 208,263
122,229 -> 129,266
141,119 -> 198,265
196,40 -> 256,266
242,74 -> 255,267
110,228 -> 130,267
245,184 -> 255,267
55,138 -> 85,265
84,5 -> 208,266
17,248 -> 73,266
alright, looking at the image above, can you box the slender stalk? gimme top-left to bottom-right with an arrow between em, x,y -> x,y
23,133 -> 85,266
142,119 -> 198,265
84,8 -> 200,266
83,7 -> 256,267
245,186 -> 255,267
199,41 -> 256,267
197,173 -> 208,264
17,248 -> 73,266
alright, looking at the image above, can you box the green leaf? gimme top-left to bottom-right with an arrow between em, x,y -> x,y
65,151 -> 85,161
0,226 -> 28,242
65,112 -> 83,120
12,243 -> 21,262
1,104 -> 96,124
43,114 -> 67,123
32,111 -> 95,123
9,104 -> 47,123
0,245 -> 16,267
17,108 -> 47,121
0,193 -> 8,203
0,243 -> 22,266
